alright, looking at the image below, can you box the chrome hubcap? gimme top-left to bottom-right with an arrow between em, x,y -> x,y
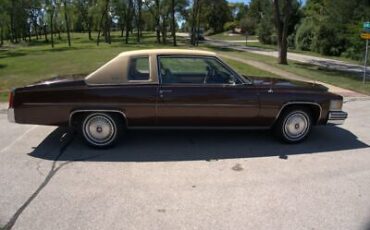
84,114 -> 115,144
284,112 -> 309,140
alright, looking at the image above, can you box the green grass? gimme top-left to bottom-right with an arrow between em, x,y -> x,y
0,32 -> 187,90
0,32 -> 271,101
222,58 -> 279,78
0,91 -> 7,102
206,46 -> 370,95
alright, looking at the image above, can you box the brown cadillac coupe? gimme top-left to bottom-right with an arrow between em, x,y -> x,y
8,49 -> 347,147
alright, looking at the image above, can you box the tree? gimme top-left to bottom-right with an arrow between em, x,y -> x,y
125,0 -> 133,44
143,0 -> 161,43
190,0 -> 201,45
272,0 -> 292,64
171,0 -> 176,46
134,0 -> 142,43
96,0 -> 110,45
201,0 -> 231,34
63,0 -> 71,46
46,0 -> 56,48
75,0 -> 95,40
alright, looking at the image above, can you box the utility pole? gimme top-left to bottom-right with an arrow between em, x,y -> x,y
362,21 -> 370,84
364,39 -> 368,84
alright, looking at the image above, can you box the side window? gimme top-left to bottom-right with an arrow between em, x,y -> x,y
159,56 -> 239,84
128,56 -> 150,80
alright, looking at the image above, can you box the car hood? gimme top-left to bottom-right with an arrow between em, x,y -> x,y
251,76 -> 328,92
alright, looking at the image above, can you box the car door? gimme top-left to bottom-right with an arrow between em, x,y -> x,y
156,55 -> 260,127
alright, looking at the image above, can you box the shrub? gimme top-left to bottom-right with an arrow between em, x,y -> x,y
223,21 -> 238,32
311,24 -> 345,56
257,18 -> 275,44
240,16 -> 257,35
295,19 -> 315,51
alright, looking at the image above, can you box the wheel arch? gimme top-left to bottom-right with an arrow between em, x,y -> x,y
274,102 -> 322,125
69,109 -> 128,128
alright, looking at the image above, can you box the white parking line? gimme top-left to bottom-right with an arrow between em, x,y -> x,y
0,126 -> 38,153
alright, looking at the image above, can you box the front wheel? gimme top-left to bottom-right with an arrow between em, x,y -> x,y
274,108 -> 312,143
81,113 -> 122,148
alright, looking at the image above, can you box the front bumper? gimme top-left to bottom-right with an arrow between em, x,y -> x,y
327,111 -> 348,125
8,108 -> 15,123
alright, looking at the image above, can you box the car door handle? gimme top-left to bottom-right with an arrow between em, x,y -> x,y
159,89 -> 173,94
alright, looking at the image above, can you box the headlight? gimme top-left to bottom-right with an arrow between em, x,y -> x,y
329,100 -> 343,111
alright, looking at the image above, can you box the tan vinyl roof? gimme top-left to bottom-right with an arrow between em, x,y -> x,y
85,49 -> 217,85
116,49 -> 217,57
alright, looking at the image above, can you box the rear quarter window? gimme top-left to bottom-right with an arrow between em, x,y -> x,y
128,56 -> 150,80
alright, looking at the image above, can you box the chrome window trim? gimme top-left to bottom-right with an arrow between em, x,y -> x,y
69,109 -> 128,127
156,55 -> 247,86
274,102 -> 323,124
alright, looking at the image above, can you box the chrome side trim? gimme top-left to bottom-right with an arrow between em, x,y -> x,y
327,111 -> 348,125
69,109 -> 128,127
128,126 -> 270,130
274,102 -> 323,124
8,108 -> 15,123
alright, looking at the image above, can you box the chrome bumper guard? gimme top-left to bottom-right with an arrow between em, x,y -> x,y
8,108 -> 15,123
327,111 -> 348,125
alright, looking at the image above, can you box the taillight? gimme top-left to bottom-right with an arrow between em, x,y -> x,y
8,91 -> 14,108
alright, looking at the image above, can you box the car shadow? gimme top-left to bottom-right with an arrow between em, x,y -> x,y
29,126 -> 369,162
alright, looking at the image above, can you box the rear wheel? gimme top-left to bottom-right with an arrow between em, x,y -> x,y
274,107 -> 312,143
81,113 -> 122,148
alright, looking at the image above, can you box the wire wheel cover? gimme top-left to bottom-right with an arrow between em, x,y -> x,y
283,112 -> 310,140
83,114 -> 116,145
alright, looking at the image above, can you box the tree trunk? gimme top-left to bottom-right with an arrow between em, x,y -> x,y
50,9 -> 54,48
87,17 -> 93,40
190,0 -> 200,46
171,0 -> 176,46
0,27 -> 3,46
97,0 -> 109,46
136,0 -> 142,43
28,25 -> 32,43
63,0 -> 71,47
162,17 -> 167,44
273,0 -> 291,65
125,0 -> 133,44
120,21 -> 124,37
195,3 -> 201,46
105,14 -> 111,44
44,25 -> 49,42
155,0 -> 160,43
10,0 -> 16,43
125,26 -> 130,44
35,24 -> 39,40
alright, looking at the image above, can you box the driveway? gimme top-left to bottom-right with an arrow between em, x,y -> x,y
1,98 -> 370,230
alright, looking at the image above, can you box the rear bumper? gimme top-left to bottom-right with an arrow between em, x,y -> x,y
8,108 -> 15,123
327,111 -> 348,125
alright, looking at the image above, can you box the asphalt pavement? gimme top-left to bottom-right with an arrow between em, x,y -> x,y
1,98 -> 370,230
